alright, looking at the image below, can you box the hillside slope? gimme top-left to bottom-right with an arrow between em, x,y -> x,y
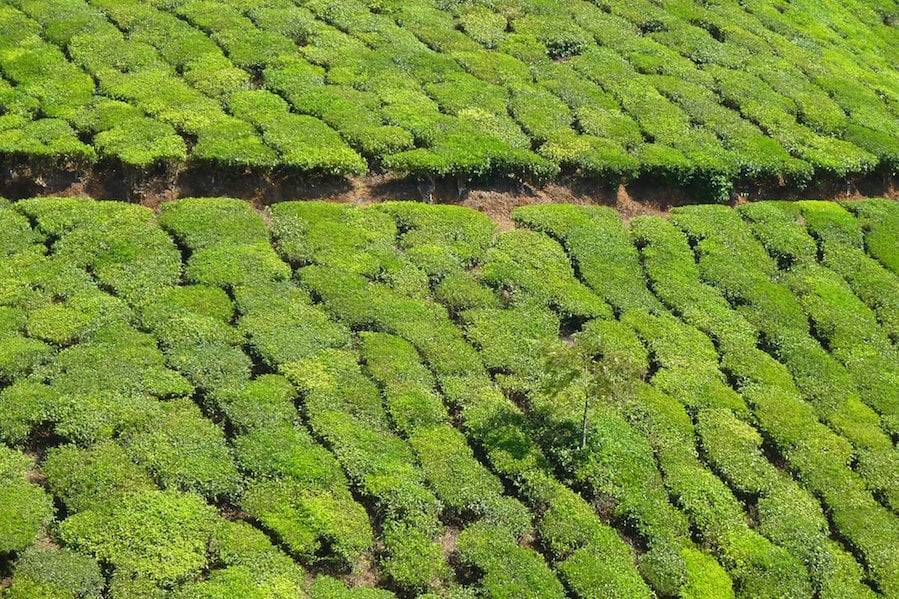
0,0 -> 897,200
1,196 -> 899,598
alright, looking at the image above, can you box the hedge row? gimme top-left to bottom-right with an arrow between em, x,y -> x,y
274,205 -> 650,597
281,348 -> 453,593
511,204 -> 664,314
630,215 -> 876,597
2,0 -> 897,186
360,332 -> 558,596
846,199 -> 899,276
662,205 -> 899,596
670,205 -> 899,499
453,265 -> 734,598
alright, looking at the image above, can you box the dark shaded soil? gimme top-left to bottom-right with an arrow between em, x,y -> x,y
1,162 -> 895,224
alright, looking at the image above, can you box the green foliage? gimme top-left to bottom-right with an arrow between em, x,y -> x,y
159,197 -> 270,249
6,546 -> 103,599
42,441 -> 156,513
512,204 -> 663,313
0,446 -> 54,553
845,199 -> 899,275
240,477 -> 374,566
94,117 -> 187,167
120,398 -> 241,500
381,521 -> 451,592
59,489 -> 219,585
0,335 -> 53,382
457,521 -> 566,598
308,576 -> 395,599
481,229 -> 611,319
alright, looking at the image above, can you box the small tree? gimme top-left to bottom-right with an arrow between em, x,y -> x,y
541,342 -> 631,450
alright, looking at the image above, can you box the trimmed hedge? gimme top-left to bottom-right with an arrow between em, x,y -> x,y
511,205 -> 663,314
0,446 -> 54,553
42,441 -> 156,514
6,546 -> 103,599
481,229 -> 611,319
59,489 -> 219,585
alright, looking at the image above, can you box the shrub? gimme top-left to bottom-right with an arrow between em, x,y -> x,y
457,6 -> 507,48
234,281 -> 350,367
434,272 -> 501,312
462,305 -> 559,384
457,521 -> 566,599
511,14 -> 591,59
0,203 -> 43,256
381,521 -> 451,592
481,229 -> 611,319
59,489 -> 218,585
376,201 -> 496,274
822,240 -> 899,342
512,204 -> 663,314
738,202 -> 817,269
308,576 -> 396,599
0,335 -> 53,382
233,422 -> 346,489
140,284 -> 234,326
209,375 -> 297,432
845,199 -> 899,275
94,117 -> 187,167
262,114 -> 368,176
120,397 -> 241,500
6,546 -> 103,599
42,441 -> 156,514
240,478 -> 373,566
185,241 -> 291,288
209,519 -> 307,583
0,446 -> 54,553
159,197 -> 270,250
793,200 -> 864,248
270,201 -> 397,273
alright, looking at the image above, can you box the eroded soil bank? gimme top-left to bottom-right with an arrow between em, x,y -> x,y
1,163 -> 895,226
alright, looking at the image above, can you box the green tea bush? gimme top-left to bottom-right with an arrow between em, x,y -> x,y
0,446 -> 54,553
59,489 -> 219,585
209,374 -> 297,432
738,202 -> 817,269
381,520 -> 451,592
0,203 -> 43,256
696,408 -> 877,598
185,241 -> 291,288
845,199 -> 899,276
120,397 -> 241,500
360,331 -> 531,535
234,281 -> 350,367
457,521 -> 566,598
481,229 -> 611,319
359,332 -> 448,435
270,201 -> 397,273
433,272 -> 501,312
5,546 -> 103,599
240,477 -> 374,565
793,200 -> 864,248
159,197 -> 270,249
376,201 -> 496,275
462,305 -> 559,384
512,204 -> 663,314
0,335 -> 53,382
308,576 -> 396,599
42,441 -> 156,514
93,117 -> 187,167
822,240 -> 899,342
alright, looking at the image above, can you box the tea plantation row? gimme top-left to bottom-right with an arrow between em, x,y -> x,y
1,195 -> 898,598
0,0 -> 897,198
